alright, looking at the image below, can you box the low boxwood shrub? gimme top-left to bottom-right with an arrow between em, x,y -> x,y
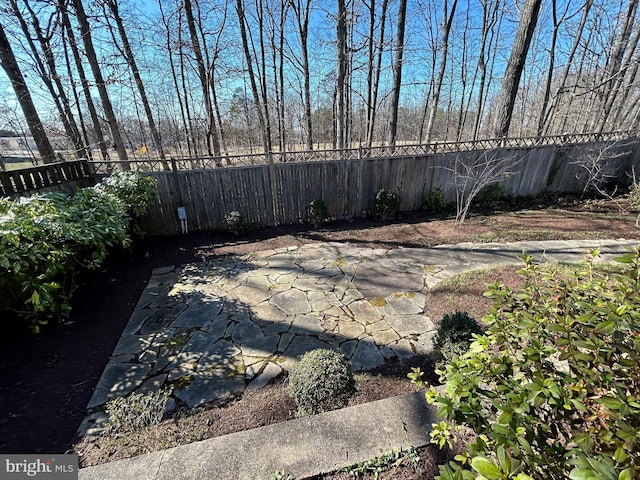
224,210 -> 246,236
104,389 -> 169,435
96,171 -> 157,232
423,188 -> 446,213
0,172 -> 157,330
287,349 -> 356,416
374,188 -> 400,221
475,183 -> 509,209
423,249 -> 640,479
308,199 -> 329,227
433,311 -> 483,367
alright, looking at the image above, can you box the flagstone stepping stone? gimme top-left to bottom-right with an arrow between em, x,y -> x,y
240,334 -> 280,358
385,314 -> 435,337
354,264 -> 425,299
171,299 -> 222,327
270,289 -> 311,315
290,314 -> 324,335
88,363 -> 151,408
350,340 -> 385,371
174,373 -> 245,408
246,362 -> 282,391
280,336 -> 334,371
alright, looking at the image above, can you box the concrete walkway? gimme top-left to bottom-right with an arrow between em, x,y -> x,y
78,239 -> 638,479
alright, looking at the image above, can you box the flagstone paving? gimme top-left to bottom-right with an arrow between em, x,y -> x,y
79,239 -> 639,435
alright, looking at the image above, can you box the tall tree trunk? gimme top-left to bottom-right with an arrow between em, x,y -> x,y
542,0 -> 593,135
236,0 -> 271,153
536,0 -> 562,136
71,0 -> 128,163
291,0 -> 314,150
11,0 -> 85,159
387,0 -> 407,147
425,0 -> 458,142
598,1 -> 640,132
336,0 -> 347,150
60,3 -> 109,161
364,0 -> 389,149
105,0 -> 166,160
159,0 -> 193,156
183,0 -> 220,158
492,0 -> 542,138
60,20 -> 92,160
0,22 -> 56,163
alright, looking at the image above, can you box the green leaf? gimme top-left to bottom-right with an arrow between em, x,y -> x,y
569,468 -> 597,480
471,457 -> 503,480
618,469 -> 631,480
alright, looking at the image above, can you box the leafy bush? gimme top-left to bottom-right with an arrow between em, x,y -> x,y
0,173 -> 157,330
628,181 -> 640,211
95,171 -> 157,218
476,183 -> 508,209
224,210 -> 246,237
287,349 -> 356,416
374,188 -> 400,221
104,389 -> 169,435
433,311 -> 483,366
423,188 -> 446,213
308,199 -> 329,227
424,249 -> 640,480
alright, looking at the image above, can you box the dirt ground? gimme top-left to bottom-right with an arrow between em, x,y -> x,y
1,196 -> 638,476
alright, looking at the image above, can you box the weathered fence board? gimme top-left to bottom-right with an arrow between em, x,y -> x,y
133,138 -> 640,235
0,160 -> 93,197
6,138 -> 640,235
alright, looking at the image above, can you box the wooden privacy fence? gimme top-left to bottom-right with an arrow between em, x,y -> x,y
88,130 -> 637,173
135,137 -> 640,235
0,160 -> 93,196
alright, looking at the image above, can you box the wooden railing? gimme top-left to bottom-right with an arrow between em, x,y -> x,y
0,160 -> 93,196
87,130 -> 639,174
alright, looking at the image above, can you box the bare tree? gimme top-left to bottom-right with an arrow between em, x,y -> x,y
10,0 -> 85,158
451,148 -> 521,224
492,0 -> 542,138
290,0 -> 314,150
336,0 -> 348,150
60,1 -> 110,161
541,0 -> 593,135
424,0 -> 458,142
570,139 -> 632,199
184,0 -> 221,159
70,0 -> 128,163
387,0 -> 407,147
0,21 -> 56,163
236,0 -> 272,154
596,1 -> 640,133
364,0 -> 388,149
102,0 -> 166,160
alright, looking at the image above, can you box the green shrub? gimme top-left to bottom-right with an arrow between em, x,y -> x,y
287,349 -> 356,416
628,182 -> 640,211
374,188 -> 400,221
104,389 -> 170,435
424,249 -> 640,480
476,183 -> 508,209
433,311 -> 483,367
308,199 -> 329,227
0,172 -> 156,330
224,210 -> 246,237
423,188 -> 446,213
95,171 -> 157,218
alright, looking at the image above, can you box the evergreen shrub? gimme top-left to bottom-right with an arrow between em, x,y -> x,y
423,249 -> 640,480
374,188 -> 400,221
287,349 -> 356,416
